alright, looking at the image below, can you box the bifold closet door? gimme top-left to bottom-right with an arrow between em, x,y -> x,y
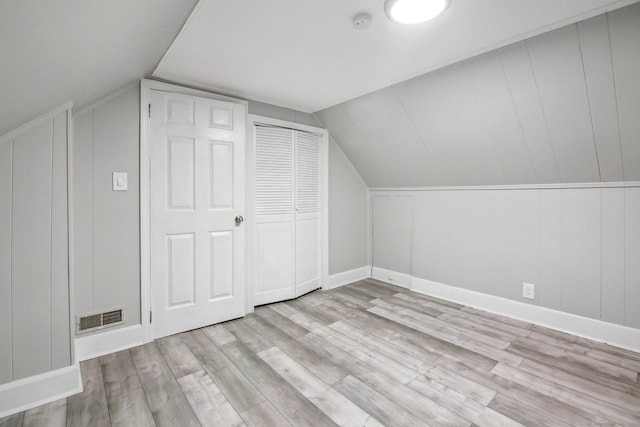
254,125 -> 322,305
295,131 -> 322,296
254,126 -> 295,305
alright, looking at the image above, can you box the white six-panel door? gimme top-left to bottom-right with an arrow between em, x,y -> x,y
150,90 -> 246,339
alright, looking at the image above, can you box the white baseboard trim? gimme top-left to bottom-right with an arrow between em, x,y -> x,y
75,324 -> 145,361
326,266 -> 372,289
0,364 -> 82,419
371,267 -> 411,289
412,276 -> 640,353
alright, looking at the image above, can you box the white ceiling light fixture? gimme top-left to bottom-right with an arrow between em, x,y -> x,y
384,0 -> 451,24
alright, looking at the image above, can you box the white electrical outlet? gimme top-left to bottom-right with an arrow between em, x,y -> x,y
522,282 -> 535,300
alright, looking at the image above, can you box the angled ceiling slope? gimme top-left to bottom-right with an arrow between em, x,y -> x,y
154,0 -> 637,113
317,2 -> 640,187
0,0 -> 198,136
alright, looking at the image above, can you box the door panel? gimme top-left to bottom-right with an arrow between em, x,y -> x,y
151,90 -> 246,339
295,216 -> 320,295
209,231 -> 234,299
254,126 -> 296,304
167,137 -> 195,209
254,220 -> 294,305
167,233 -> 195,307
295,131 -> 322,296
210,141 -> 234,209
210,107 -> 233,129
166,97 -> 195,125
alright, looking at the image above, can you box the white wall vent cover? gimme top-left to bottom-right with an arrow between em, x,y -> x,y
76,307 -> 125,334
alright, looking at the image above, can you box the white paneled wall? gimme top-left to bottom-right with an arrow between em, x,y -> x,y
72,85 -> 141,331
372,195 -> 413,275
328,139 -> 370,274
372,186 -> 640,329
0,134 -> 11,383
578,15 -> 624,181
467,52 -> 537,184
499,42 -> 559,184
626,189 -> 640,327
0,109 -> 71,385
601,188 -> 625,323
609,4 -> 640,180
527,25 -> 600,183
317,3 -> 640,187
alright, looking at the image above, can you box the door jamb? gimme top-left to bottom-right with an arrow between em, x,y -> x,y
139,79 -> 249,343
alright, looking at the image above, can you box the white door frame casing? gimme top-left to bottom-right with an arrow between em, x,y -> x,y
140,79 -> 249,343
247,114 -> 329,310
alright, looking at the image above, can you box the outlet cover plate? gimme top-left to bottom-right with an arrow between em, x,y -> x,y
522,282 -> 535,300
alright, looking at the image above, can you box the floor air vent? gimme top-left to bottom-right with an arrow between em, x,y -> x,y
77,307 -> 125,334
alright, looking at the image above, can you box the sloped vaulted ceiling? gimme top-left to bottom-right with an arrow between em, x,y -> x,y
317,3 -> 640,187
0,0 -> 198,136
154,0 -> 638,114
3,0 -> 638,187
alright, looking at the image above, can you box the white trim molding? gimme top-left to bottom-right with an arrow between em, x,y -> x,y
0,101 -> 73,143
75,325 -> 145,362
327,266 -> 372,290
371,267 -> 412,289
0,364 -> 82,419
370,181 -> 640,192
411,276 -> 640,353
337,266 -> 640,351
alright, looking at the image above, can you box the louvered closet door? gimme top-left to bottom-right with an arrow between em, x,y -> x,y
254,126 -> 295,305
295,131 -> 322,295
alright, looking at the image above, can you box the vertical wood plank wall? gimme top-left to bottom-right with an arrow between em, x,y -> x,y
72,85 -> 141,331
327,138 -> 370,274
371,187 -> 640,330
372,195 -> 413,275
0,110 -> 71,385
317,3 -> 640,187
0,133 -> 13,384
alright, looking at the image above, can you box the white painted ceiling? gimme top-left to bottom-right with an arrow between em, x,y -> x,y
0,0 -> 197,136
154,0 -> 638,113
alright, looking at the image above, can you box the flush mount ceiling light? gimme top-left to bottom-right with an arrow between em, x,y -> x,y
384,0 -> 451,24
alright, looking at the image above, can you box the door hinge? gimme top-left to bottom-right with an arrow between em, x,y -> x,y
148,103 -> 151,118
149,311 -> 152,324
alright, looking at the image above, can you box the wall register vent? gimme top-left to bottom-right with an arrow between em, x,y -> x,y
76,307 -> 125,334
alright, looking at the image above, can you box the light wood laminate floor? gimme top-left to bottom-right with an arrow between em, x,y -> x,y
3,279 -> 640,426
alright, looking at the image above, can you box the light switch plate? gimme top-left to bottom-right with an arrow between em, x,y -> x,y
112,172 -> 128,191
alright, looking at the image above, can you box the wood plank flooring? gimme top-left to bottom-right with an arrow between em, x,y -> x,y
3,279 -> 640,426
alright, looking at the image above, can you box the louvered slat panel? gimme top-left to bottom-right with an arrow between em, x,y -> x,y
296,132 -> 321,214
255,126 -> 294,216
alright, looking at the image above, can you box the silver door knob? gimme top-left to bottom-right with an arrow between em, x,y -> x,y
235,215 -> 245,226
